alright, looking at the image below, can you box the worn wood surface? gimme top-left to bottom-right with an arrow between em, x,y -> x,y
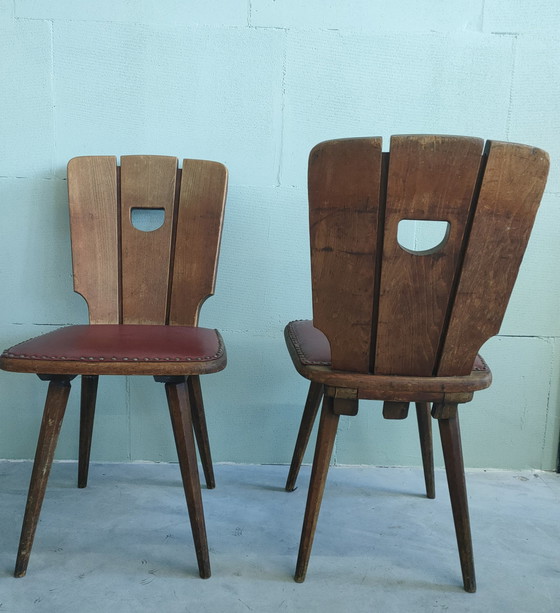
382,401 -> 410,419
439,413 -> 476,592
286,135 -> 549,589
14,378 -> 72,577
187,375 -> 215,489
309,138 -> 382,372
375,135 -> 483,376
438,141 -> 550,376
284,332 -> 491,402
120,155 -> 178,324
169,160 -> 228,326
294,395 -> 340,583
78,375 -> 98,489
68,156 -> 119,324
415,402 -> 435,499
68,155 -> 228,327
165,379 -> 211,578
285,382 -> 324,492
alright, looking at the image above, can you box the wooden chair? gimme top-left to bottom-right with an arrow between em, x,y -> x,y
0,155 -> 228,579
284,135 -> 549,592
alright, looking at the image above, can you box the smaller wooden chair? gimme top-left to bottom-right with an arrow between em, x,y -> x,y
284,135 -> 549,592
0,155 -> 228,578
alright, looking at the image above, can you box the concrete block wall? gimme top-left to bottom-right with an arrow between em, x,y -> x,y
1,0 -> 559,469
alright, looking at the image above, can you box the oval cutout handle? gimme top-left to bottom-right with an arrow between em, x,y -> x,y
397,219 -> 450,255
130,207 -> 165,232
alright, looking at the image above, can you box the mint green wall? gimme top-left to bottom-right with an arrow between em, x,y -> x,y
1,1 -> 559,469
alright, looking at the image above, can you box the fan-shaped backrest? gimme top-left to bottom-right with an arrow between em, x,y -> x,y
67,155 -> 227,326
309,135 -> 549,377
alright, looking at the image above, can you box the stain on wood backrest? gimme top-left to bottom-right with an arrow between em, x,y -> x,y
67,155 -> 227,326
309,135 -> 549,377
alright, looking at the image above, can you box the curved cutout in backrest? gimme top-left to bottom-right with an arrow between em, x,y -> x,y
397,219 -> 450,255
130,207 -> 165,232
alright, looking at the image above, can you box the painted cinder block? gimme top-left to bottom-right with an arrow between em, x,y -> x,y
500,194 -> 560,337
506,34 -> 560,194
0,20 -> 53,177
201,185 -> 312,333
483,0 -> 560,33
1,3 -> 558,470
53,21 -> 284,187
0,179 -> 87,325
15,0 -> 249,26
251,0 -> 484,32
462,336 -> 559,470
0,0 -> 13,22
281,29 -> 513,188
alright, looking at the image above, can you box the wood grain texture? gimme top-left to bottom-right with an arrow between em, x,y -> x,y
415,402 -> 435,499
438,141 -> 550,375
120,155 -> 178,324
375,135 -> 484,376
164,379 -> 210,578
14,378 -> 72,577
78,375 -> 98,489
309,138 -> 382,373
187,375 -> 216,489
294,395 -> 340,583
285,135 -> 549,589
285,382 -> 324,492
169,160 -> 228,326
438,414 -> 476,592
284,323 -> 491,401
67,156 -> 119,324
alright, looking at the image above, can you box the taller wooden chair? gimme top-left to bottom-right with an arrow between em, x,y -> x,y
0,155 -> 228,579
284,135 -> 549,592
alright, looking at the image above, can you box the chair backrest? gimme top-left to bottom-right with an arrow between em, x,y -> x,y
309,135 -> 549,377
67,155 -> 227,326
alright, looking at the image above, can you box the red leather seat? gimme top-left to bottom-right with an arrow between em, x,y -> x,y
2,325 -> 226,375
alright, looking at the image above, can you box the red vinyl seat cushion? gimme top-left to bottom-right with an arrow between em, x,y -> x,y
2,324 -> 224,364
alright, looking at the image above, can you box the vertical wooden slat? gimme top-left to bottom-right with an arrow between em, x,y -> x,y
120,155 -> 177,324
438,141 -> 549,376
309,138 -> 382,373
68,156 -> 119,324
374,135 -> 484,376
168,160 -> 228,326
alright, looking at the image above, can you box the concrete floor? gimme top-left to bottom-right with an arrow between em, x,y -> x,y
0,462 -> 558,613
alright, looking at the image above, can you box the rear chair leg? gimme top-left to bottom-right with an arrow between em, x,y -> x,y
415,401 -> 435,499
294,394 -> 339,583
78,375 -> 99,488
438,411 -> 476,593
15,376 -> 73,577
188,375 -> 215,490
286,382 -> 323,492
164,378 -> 211,579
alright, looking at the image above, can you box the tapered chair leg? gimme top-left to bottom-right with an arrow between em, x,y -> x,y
164,379 -> 211,579
78,375 -> 99,489
438,412 -> 476,593
187,375 -> 215,490
294,395 -> 340,583
415,401 -> 435,499
15,377 -> 72,577
286,382 -> 323,492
